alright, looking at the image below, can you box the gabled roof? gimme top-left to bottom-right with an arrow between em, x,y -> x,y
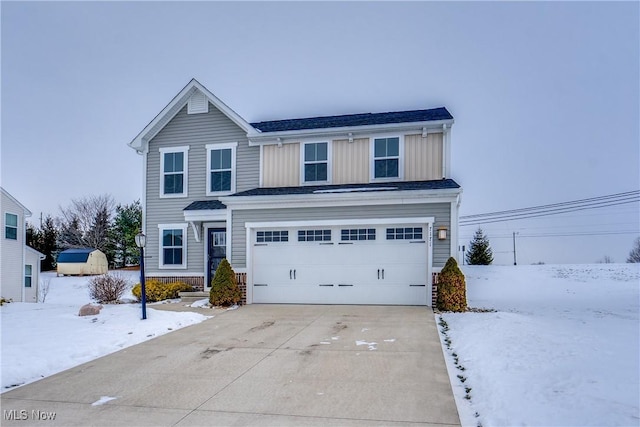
1,187 -> 32,217
251,108 -> 453,133
26,245 -> 46,260
128,79 -> 256,153
229,179 -> 460,198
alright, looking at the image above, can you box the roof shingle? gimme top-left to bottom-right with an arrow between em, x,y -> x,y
250,107 -> 453,133
229,179 -> 460,198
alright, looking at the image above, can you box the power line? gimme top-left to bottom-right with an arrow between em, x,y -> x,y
461,190 -> 639,220
459,230 -> 639,239
460,191 -> 639,226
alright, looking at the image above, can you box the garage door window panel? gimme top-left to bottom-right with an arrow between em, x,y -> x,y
341,228 -> 376,241
298,229 -> 331,242
257,230 -> 289,243
386,227 -> 423,240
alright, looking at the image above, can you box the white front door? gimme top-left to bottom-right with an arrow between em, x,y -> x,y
251,224 -> 429,305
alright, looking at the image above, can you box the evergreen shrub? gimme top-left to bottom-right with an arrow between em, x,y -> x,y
132,280 -> 193,302
209,259 -> 242,307
436,257 -> 467,312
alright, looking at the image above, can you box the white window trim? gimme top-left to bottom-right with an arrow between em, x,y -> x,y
370,134 -> 404,182
206,142 -> 238,196
158,223 -> 188,269
159,146 -> 189,198
300,141 -> 332,185
5,212 -> 19,240
24,264 -> 33,288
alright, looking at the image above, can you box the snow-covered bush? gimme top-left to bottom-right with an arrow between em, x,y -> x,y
88,272 -> 129,303
131,280 -> 193,302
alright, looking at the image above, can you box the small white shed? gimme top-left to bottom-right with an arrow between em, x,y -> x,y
57,248 -> 108,276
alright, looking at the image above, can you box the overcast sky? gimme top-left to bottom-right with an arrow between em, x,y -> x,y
2,1 -> 638,265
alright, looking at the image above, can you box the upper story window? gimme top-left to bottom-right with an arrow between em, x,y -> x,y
303,142 -> 329,183
207,143 -> 237,195
159,224 -> 187,269
160,146 -> 189,198
5,213 -> 18,240
373,137 -> 400,179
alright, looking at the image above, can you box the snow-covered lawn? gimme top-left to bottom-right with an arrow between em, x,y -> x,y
440,264 -> 639,427
1,271 -> 210,392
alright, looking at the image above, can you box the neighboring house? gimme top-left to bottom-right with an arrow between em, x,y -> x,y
1,187 -> 45,302
128,79 -> 462,306
57,248 -> 108,276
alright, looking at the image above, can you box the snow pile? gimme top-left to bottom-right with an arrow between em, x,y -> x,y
1,272 -> 210,391
440,264 -> 639,427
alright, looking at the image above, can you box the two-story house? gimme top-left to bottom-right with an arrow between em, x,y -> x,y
1,187 -> 45,302
128,79 -> 462,306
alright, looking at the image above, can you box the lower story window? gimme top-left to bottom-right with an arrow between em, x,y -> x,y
257,230 -> 289,243
298,229 -> 331,242
386,227 -> 423,240
24,265 -> 32,287
159,225 -> 187,268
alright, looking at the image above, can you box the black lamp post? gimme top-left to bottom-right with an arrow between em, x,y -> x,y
135,230 -> 147,320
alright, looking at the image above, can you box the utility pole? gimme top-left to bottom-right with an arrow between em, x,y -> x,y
513,232 -> 518,265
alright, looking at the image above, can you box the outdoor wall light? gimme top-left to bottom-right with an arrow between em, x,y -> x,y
437,227 -> 448,240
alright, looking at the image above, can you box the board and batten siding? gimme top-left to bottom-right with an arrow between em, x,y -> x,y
262,143 -> 300,187
145,103 -> 259,275
1,191 -> 26,301
231,203 -> 451,269
332,138 -> 369,184
404,133 -> 443,181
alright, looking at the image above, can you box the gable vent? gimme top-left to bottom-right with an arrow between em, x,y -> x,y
187,91 -> 208,114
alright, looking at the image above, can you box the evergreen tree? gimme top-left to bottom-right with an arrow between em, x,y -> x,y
111,200 -> 142,267
436,257 -> 467,312
41,215 -> 59,270
209,259 -> 242,306
26,222 -> 41,249
627,237 -> 640,263
465,228 -> 494,265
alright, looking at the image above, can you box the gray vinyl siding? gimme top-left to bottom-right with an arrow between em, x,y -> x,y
230,203 -> 451,269
145,103 -> 259,274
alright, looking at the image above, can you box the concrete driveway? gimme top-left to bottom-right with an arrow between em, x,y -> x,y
1,305 -> 460,426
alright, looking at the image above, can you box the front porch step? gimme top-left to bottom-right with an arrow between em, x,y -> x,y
178,291 -> 209,304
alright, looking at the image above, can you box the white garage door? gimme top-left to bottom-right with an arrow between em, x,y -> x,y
251,224 -> 429,305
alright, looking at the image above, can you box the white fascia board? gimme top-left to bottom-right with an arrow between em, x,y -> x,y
183,209 -> 228,222
220,188 -> 461,210
25,245 -> 46,259
1,187 -> 32,217
247,119 -> 454,146
246,216 -> 435,229
128,79 -> 255,153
